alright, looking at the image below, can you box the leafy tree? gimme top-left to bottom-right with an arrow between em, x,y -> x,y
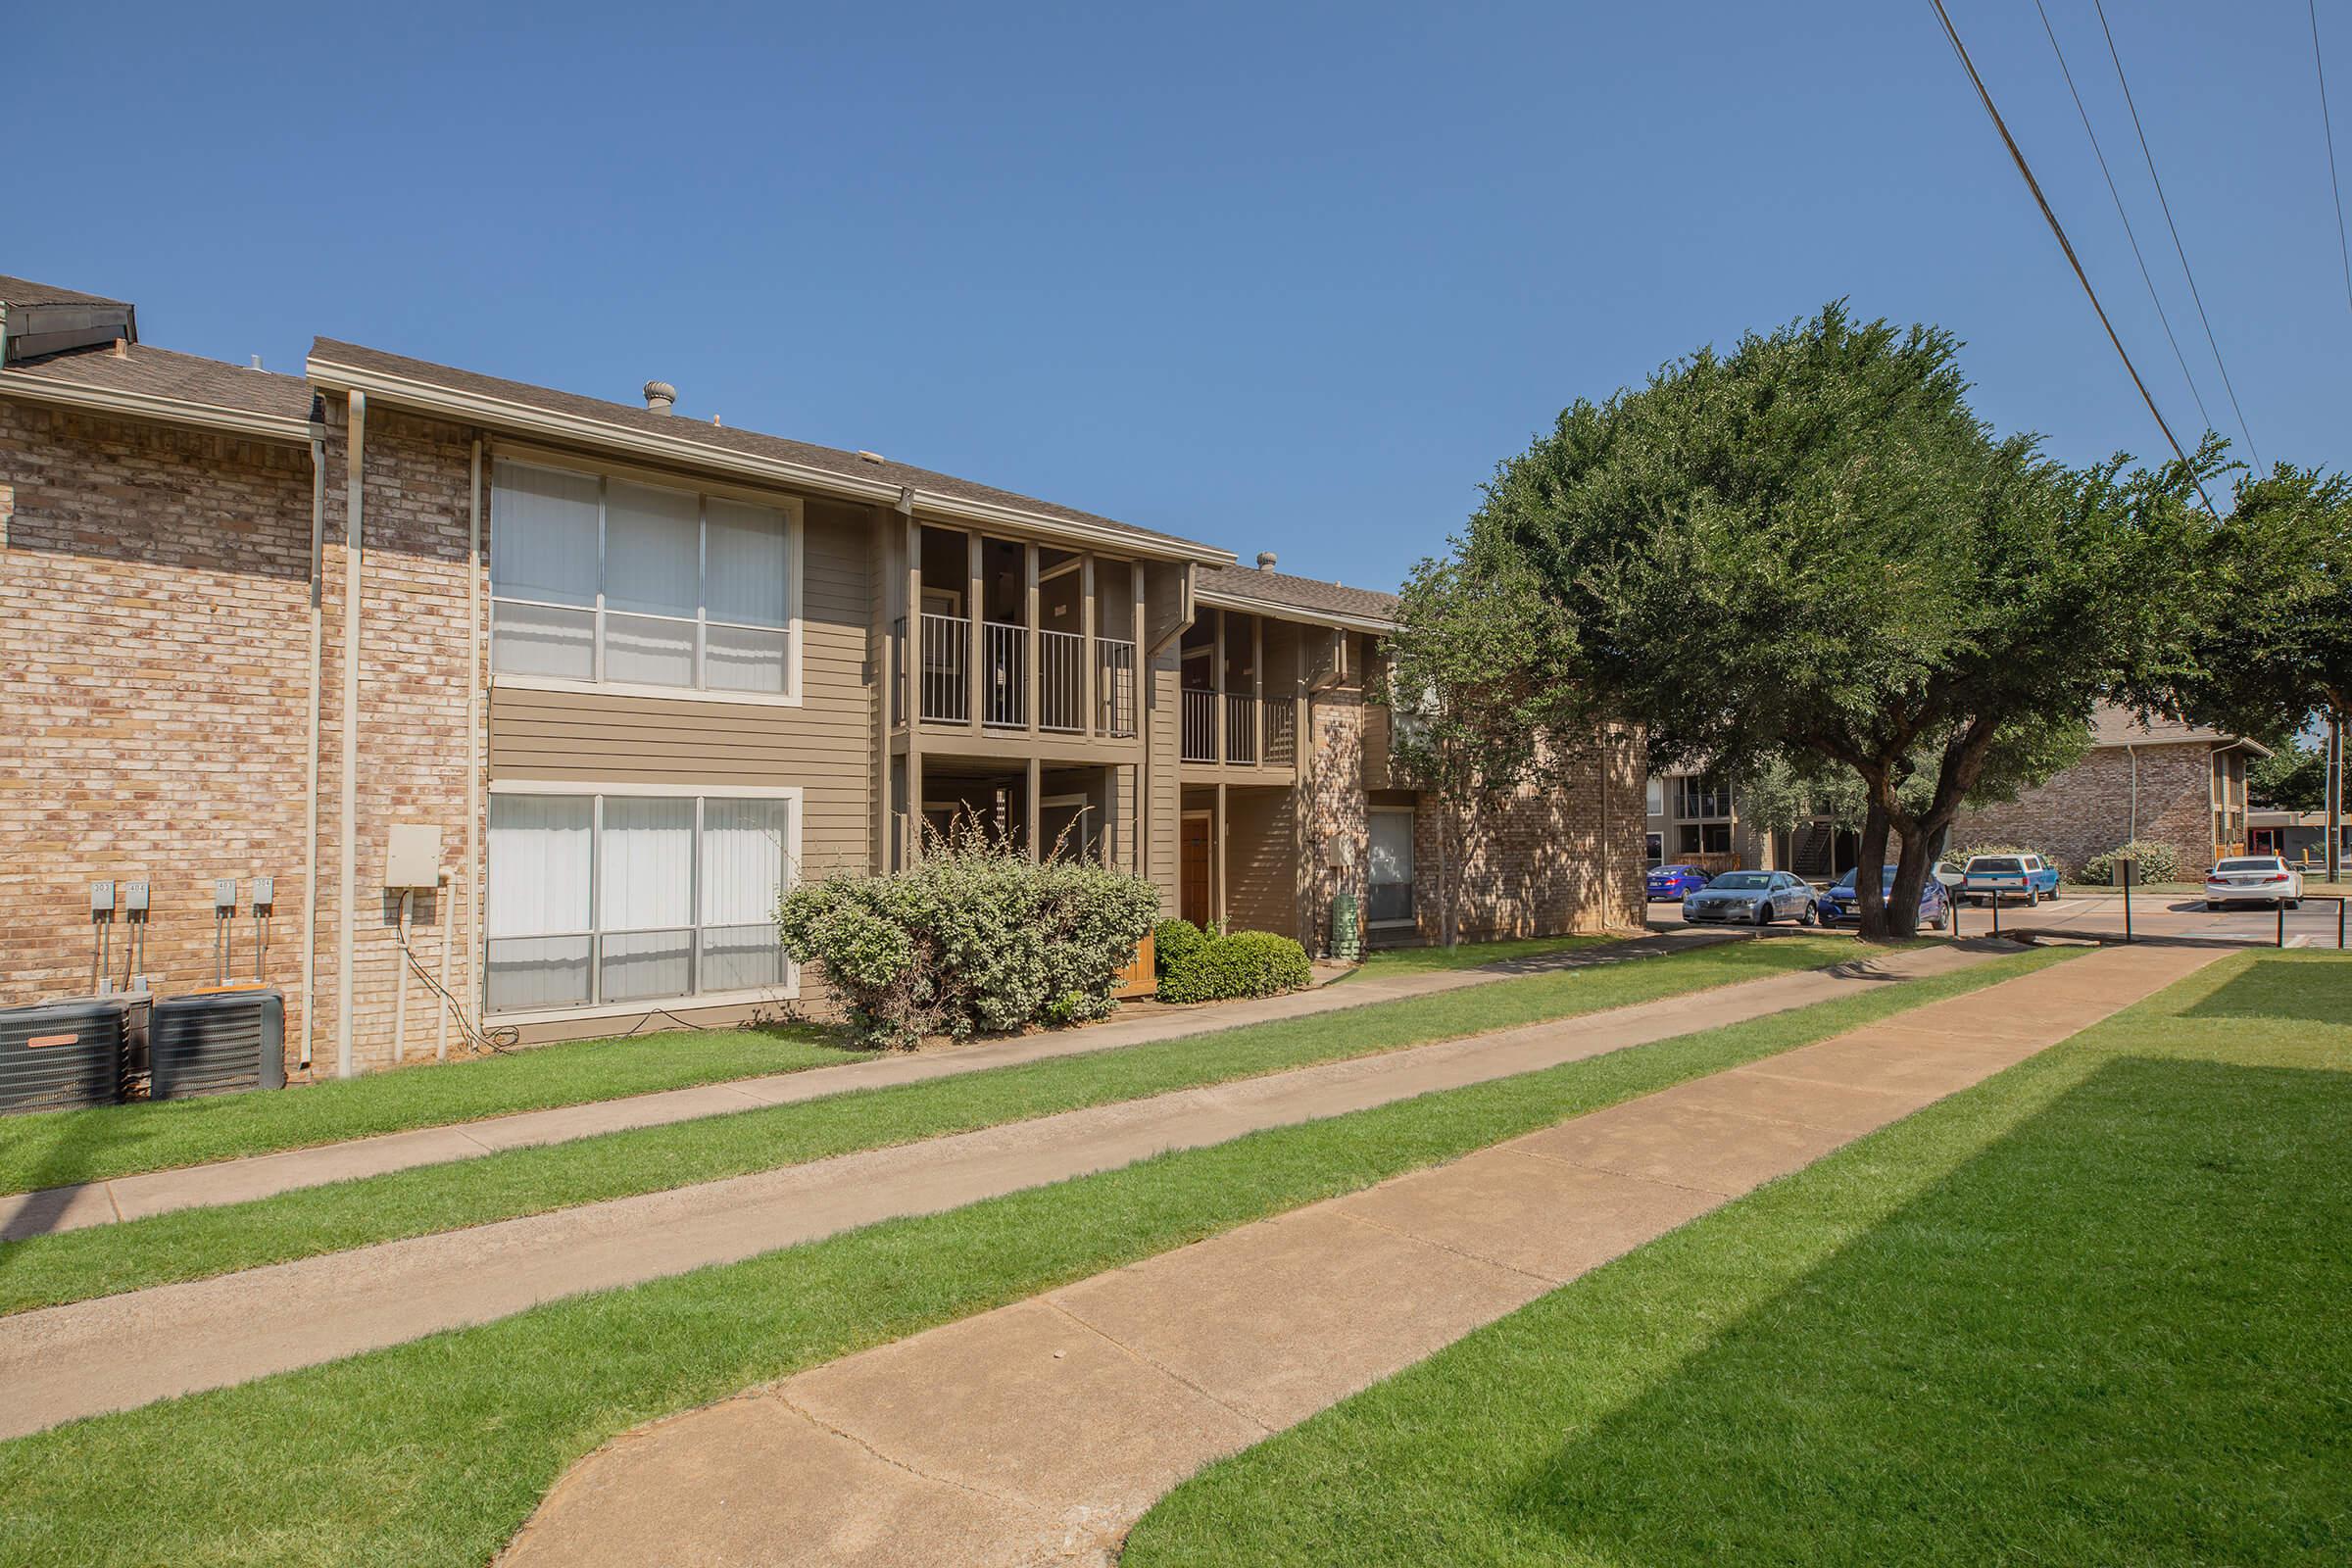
2250,734 -> 2328,811
2179,467 -> 2352,873
1381,549 -> 1570,948
1466,304 -> 2217,938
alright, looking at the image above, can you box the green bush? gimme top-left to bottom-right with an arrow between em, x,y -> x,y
2078,839 -> 2186,886
777,823 -> 1159,1050
1158,929 -> 1313,1004
1152,917 -> 1208,976
1937,842 -> 2047,873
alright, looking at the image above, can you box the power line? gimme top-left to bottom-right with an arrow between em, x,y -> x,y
1925,0 -> 2219,515
2315,0 -> 2352,318
2034,0 -> 2216,438
2088,0 -> 2260,467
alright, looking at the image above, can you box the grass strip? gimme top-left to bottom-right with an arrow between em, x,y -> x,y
1125,949 -> 2352,1568
0,1024 -> 853,1198
1348,933 -> 1622,976
0,946 -> 2074,1568
0,936 -> 1852,1314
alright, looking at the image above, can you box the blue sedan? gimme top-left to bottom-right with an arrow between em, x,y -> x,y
1647,862 -> 1711,901
1815,866 -> 1950,930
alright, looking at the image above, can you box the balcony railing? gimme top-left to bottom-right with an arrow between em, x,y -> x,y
1039,628 -> 1083,733
1182,690 -> 1216,762
906,612 -> 1139,743
1262,699 -> 1296,767
1098,637 -> 1137,738
983,620 -> 1026,727
1224,693 -> 1257,765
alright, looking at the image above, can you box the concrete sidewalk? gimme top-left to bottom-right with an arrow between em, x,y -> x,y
0,929 -> 1740,1245
0,938 -> 1979,1440
499,941 -> 2221,1568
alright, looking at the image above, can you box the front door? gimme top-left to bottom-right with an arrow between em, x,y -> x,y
1180,814 -> 1211,927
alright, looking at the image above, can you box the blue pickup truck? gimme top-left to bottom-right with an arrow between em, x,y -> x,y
1957,853 -> 2062,906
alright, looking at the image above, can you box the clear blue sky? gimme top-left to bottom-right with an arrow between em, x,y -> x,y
16,1 -> 2345,589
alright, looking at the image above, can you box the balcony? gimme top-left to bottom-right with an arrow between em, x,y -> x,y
1180,688 -> 1296,770
905,612 -> 1138,743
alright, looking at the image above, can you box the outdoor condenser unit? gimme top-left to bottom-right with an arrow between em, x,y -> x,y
149,988 -> 286,1101
0,996 -> 130,1113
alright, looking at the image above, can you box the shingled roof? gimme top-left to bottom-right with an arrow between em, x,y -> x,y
1196,562 -> 1398,626
0,340 -> 312,426
2089,705 -> 2267,753
0,274 -> 129,309
307,337 -> 1231,563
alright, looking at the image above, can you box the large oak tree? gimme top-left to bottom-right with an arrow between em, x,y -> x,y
1458,305 -> 2220,938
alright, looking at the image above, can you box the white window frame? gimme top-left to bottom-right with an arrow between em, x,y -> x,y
489,450 -> 807,709
485,779 -> 805,1021
1366,804 -> 1418,929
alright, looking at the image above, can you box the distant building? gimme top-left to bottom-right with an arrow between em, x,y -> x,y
1949,708 -> 2268,876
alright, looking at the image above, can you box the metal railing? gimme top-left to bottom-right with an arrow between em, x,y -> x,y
919,612 -> 968,724
1225,693 -> 1258,764
1098,637 -> 1137,738
1262,699 -> 1297,767
983,620 -> 1026,727
1039,628 -> 1084,732
1182,690 -> 1216,762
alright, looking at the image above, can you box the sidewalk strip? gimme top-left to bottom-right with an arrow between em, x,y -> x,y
0,931 -> 1736,1244
0,939 -> 1961,1441
497,943 -> 2223,1568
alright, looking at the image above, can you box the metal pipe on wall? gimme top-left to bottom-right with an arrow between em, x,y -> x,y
300,402 -> 327,1070
465,437 -> 484,1053
335,390 -> 365,1079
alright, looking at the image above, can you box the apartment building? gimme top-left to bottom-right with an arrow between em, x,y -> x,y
0,273 -> 1642,1077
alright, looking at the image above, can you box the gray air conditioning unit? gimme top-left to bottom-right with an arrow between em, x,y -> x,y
0,997 -> 129,1113
150,989 -> 286,1102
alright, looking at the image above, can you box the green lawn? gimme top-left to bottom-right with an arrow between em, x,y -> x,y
1352,933 -> 1628,975
0,949 -> 2074,1568
0,1024 -> 854,1198
0,936 -> 1858,1314
1123,949 -> 2352,1567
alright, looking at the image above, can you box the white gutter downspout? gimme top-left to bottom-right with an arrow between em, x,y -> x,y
299,400 -> 327,1070
466,439 -> 483,1049
336,390 -> 365,1079
2126,743 -> 2139,843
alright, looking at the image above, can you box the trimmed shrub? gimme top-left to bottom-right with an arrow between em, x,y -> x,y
1158,929 -> 1313,1004
2079,839 -> 2186,886
777,824 -> 1159,1050
1152,917 -> 1208,976
1938,842 -> 2048,873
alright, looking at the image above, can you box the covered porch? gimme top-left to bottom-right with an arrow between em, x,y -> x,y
897,752 -> 1139,872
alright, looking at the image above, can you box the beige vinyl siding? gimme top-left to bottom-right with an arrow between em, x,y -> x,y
1224,787 -> 1299,938
488,502 -> 877,885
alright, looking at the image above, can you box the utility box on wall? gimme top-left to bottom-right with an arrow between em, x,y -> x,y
384,823 -> 444,890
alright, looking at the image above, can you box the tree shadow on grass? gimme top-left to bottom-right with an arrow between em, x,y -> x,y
1494,1056 -> 2352,1567
2175,956 -> 2352,1028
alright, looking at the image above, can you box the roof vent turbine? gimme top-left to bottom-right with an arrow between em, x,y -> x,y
1256,551 -> 1278,571
643,380 -> 676,415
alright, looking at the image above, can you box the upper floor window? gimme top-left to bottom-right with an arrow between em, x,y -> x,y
491,459 -> 798,697
1676,775 -> 1732,821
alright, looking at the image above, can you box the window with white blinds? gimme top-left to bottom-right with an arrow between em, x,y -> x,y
490,459 -> 797,697
485,791 -> 797,1013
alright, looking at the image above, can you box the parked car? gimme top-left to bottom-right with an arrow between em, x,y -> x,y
1647,862 -> 1712,901
2204,855 -> 2303,909
1958,854 -> 2061,906
1815,865 -> 1950,930
1682,869 -> 1817,926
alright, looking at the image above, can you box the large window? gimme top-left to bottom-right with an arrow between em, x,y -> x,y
491,459 -> 798,697
485,789 -> 798,1013
1675,774 -> 1732,820
1367,807 -> 1416,926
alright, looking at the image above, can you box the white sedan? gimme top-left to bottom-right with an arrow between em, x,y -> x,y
2204,855 -> 2304,909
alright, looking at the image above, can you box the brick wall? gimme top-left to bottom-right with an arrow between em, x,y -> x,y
0,401 -> 318,1041
1951,742 -> 2215,877
1300,689 -> 1370,951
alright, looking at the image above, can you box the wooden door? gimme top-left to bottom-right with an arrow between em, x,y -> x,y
1180,815 -> 1211,927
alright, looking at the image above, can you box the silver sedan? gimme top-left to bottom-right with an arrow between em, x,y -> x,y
1682,869 -> 1819,927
